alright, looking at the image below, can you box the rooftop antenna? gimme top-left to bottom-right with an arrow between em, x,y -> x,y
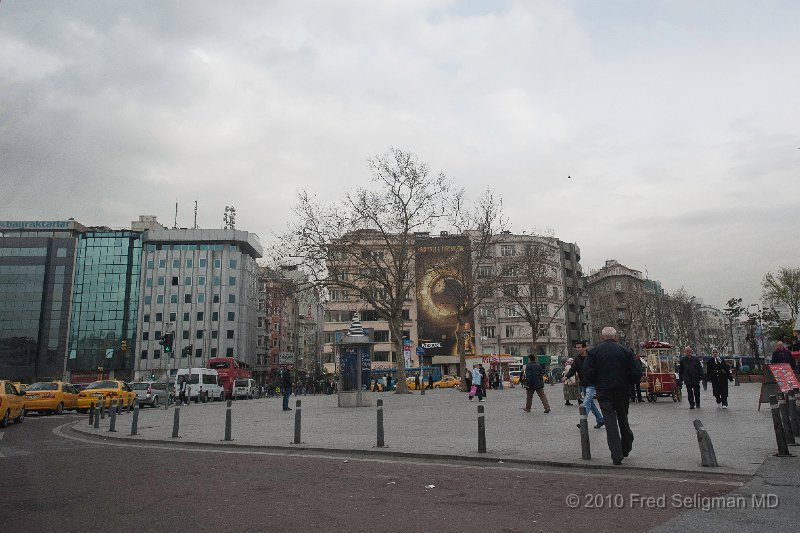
174,202 -> 178,229
223,205 -> 236,230
194,200 -> 198,229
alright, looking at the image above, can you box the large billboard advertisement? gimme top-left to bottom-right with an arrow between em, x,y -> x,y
415,235 -> 475,357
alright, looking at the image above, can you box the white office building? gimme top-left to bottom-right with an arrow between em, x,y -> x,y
134,228 -> 262,380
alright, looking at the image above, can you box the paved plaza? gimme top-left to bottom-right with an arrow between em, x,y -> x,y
75,382 -> 785,476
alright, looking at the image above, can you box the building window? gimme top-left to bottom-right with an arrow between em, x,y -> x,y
214,259 -> 221,268
184,294 -> 192,303
228,294 -> 236,303
172,276 -> 179,286
213,276 -> 220,286
373,351 -> 390,362
167,312 -> 175,322
228,276 -> 236,286
144,296 -> 152,304
212,312 -> 218,321
197,312 -> 204,320
185,276 -> 192,285
155,330 -> 162,339
477,266 -> 491,278
183,330 -> 190,340
197,330 -> 204,339
226,347 -> 234,357
227,312 -> 235,321
146,260 -> 154,269
506,305 -> 520,317
156,295 -> 164,304
143,314 -> 150,323
198,276 -> 205,286
227,330 -> 234,339
146,278 -> 153,287
481,326 -> 495,338
229,259 -> 237,268
159,259 -> 166,268
170,295 -> 178,304
505,325 -> 515,338
199,258 -> 207,268
374,330 -> 390,342
195,348 -> 202,358
479,307 -> 494,318
213,294 -> 220,303
155,313 -> 163,322
186,259 -> 193,268
153,349 -> 161,359
158,276 -> 165,286
142,332 -> 149,340
140,350 -> 148,360
173,259 -> 180,268
211,348 -> 218,357
501,245 -> 516,257
211,330 -> 218,339
182,312 -> 189,321
198,293 -> 205,303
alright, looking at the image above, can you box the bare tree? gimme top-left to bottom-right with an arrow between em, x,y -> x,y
421,188 -> 507,390
498,236 -> 566,358
286,148 -> 453,393
662,288 -> 698,349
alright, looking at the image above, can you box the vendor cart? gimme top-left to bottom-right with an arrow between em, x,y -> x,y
641,341 -> 682,402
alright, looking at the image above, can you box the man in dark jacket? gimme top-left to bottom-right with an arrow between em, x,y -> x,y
678,346 -> 704,409
523,358 -> 550,413
583,327 -> 641,465
771,341 -> 797,372
563,341 -> 604,428
706,349 -> 733,408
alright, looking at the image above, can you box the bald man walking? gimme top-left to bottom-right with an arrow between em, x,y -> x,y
583,327 -> 642,465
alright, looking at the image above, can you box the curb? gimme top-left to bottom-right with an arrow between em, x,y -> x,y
68,421 -> 751,483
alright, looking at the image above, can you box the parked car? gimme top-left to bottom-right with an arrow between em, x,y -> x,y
24,381 -> 79,414
174,368 -> 225,403
70,383 -> 90,393
0,380 -> 26,427
76,380 -> 137,413
130,381 -> 168,407
433,375 -> 461,389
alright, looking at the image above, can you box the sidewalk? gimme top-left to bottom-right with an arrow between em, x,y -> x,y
74,382 -> 786,476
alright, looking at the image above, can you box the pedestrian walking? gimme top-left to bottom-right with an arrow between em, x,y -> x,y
706,349 -> 733,408
523,358 -> 550,413
583,327 -> 641,465
479,364 -> 488,398
178,375 -> 189,405
468,364 -> 484,401
427,374 -> 433,390
563,341 -> 604,428
629,355 -> 644,403
562,358 -> 581,406
678,346 -> 704,409
281,368 -> 294,411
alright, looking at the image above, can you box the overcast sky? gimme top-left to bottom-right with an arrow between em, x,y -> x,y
1,1 -> 798,308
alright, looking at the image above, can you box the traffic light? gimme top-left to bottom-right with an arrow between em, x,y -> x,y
182,345 -> 193,357
150,372 -> 156,380
159,333 -> 174,354
121,340 -> 128,352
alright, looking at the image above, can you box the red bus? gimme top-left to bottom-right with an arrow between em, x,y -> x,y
207,357 -> 252,399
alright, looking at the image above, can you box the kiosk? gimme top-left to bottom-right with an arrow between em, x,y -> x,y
336,313 -> 374,408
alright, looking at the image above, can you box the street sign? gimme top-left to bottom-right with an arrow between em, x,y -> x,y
278,352 -> 295,364
105,348 -> 114,359
416,346 -> 425,355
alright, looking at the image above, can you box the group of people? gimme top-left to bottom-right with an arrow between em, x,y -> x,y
519,327 -> 641,465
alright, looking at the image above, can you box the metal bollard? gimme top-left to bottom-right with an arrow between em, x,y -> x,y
89,402 -> 95,426
224,399 -> 233,441
171,406 -> 181,438
420,379 -> 425,396
769,395 -> 791,457
94,402 -> 100,429
99,396 -> 106,419
788,390 -> 800,438
778,393 -> 797,446
293,400 -> 302,444
477,404 -> 486,453
693,419 -> 719,467
579,406 -> 591,460
108,400 -> 117,432
376,398 -> 385,448
116,398 -> 121,415
130,402 -> 140,436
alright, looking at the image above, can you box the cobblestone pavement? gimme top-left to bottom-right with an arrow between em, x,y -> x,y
75,382 -> 781,475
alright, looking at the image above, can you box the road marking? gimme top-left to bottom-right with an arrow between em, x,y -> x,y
53,422 -> 745,487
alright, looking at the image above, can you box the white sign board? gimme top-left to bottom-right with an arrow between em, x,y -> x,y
278,352 -> 295,364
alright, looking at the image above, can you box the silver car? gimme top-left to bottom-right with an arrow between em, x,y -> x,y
130,381 -> 168,407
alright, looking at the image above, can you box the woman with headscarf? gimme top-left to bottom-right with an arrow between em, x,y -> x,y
562,357 -> 581,406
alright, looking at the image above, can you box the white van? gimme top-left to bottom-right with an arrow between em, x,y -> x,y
175,368 -> 225,403
232,378 -> 256,400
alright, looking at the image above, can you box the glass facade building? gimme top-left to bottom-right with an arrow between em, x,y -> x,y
67,231 -> 142,381
0,221 -> 83,381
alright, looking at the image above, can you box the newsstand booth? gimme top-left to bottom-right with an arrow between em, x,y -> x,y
336,313 -> 374,408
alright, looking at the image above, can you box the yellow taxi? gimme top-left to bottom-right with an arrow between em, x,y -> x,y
25,381 -> 79,414
433,375 -> 461,389
76,380 -> 136,412
1,380 -> 27,427
406,376 -> 423,390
